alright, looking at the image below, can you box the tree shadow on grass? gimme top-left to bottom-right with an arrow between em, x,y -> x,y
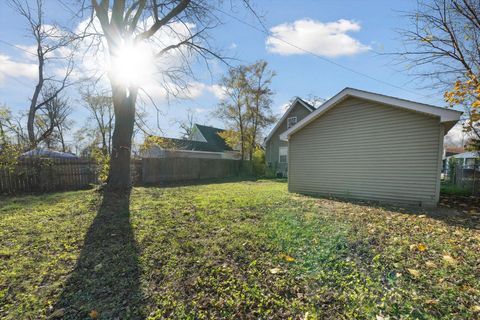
53,191 -> 145,319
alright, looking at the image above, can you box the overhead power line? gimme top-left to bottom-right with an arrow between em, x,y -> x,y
0,39 -> 37,56
214,7 -> 435,101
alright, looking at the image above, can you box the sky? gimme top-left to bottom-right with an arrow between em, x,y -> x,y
0,0 -> 466,147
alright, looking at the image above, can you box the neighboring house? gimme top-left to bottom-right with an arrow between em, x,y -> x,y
20,148 -> 79,159
142,124 -> 241,160
265,97 -> 315,176
442,147 -> 465,175
280,87 -> 462,207
444,146 -> 464,157
443,151 -> 480,174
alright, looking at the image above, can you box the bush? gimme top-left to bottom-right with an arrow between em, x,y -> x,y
0,143 -> 21,172
448,157 -> 459,182
251,148 -> 266,177
91,148 -> 110,183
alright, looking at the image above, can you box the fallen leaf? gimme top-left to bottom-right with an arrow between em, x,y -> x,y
471,306 -> 480,313
410,243 -> 427,252
89,310 -> 98,319
269,267 -> 282,274
48,309 -> 65,319
417,244 -> 427,251
407,268 -> 421,278
425,299 -> 439,305
425,261 -> 437,268
283,254 -> 295,262
443,255 -> 457,265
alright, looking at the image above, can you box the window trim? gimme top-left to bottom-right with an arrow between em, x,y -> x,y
286,116 -> 298,129
279,146 -> 288,163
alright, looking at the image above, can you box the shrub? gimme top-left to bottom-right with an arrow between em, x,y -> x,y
252,147 -> 266,177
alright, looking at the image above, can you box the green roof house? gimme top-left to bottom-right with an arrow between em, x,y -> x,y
142,124 -> 240,160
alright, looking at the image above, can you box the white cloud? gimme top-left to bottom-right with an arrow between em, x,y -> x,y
206,84 -> 226,99
266,18 -> 370,57
278,101 -> 290,114
444,122 -> 471,147
194,107 -> 208,113
140,81 -> 215,102
0,54 -> 37,85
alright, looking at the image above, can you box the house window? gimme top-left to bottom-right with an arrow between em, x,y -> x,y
287,116 -> 297,129
279,147 -> 288,163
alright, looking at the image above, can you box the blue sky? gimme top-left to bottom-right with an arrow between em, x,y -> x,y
0,0 -> 460,146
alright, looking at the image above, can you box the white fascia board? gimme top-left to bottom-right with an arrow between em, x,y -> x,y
280,87 -> 463,141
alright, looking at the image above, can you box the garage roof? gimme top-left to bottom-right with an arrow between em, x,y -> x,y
280,87 -> 463,141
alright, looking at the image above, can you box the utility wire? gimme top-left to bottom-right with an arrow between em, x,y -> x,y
0,39 -> 37,56
214,7 -> 436,101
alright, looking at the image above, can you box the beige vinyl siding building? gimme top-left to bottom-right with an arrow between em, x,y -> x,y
281,88 -> 462,207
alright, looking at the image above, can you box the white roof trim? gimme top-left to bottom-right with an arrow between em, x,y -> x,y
280,87 -> 463,141
265,97 -> 314,143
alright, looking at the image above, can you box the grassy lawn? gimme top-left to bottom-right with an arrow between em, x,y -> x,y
1,180 -> 479,319
440,181 -> 472,197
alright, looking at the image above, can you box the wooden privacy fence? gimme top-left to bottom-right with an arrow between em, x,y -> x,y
0,158 -> 98,194
0,158 -> 247,194
142,157 -> 246,184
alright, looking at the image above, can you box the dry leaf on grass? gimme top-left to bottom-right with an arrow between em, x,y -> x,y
443,255 -> 457,265
407,268 -> 421,278
425,299 -> 439,305
410,243 -> 427,252
48,309 -> 65,319
417,244 -> 427,251
269,267 -> 282,274
89,310 -> 98,319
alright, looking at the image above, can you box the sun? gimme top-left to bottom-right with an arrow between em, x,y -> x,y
109,41 -> 155,87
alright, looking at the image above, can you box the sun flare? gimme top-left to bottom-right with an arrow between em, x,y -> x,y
109,42 -> 155,87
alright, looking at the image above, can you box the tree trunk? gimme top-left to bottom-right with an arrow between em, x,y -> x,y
58,126 -> 66,152
28,42 -> 45,148
106,84 -> 137,192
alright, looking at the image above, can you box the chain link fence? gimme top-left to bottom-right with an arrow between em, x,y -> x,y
444,158 -> 480,196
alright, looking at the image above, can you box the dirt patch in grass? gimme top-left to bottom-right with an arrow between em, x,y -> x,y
0,180 -> 479,319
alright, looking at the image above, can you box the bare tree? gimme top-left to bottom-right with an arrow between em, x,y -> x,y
304,94 -> 326,108
0,105 -> 29,147
81,87 -> 114,155
397,0 -> 480,144
176,108 -> 197,139
8,0 -> 79,148
34,85 -> 73,150
83,0 -> 256,191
